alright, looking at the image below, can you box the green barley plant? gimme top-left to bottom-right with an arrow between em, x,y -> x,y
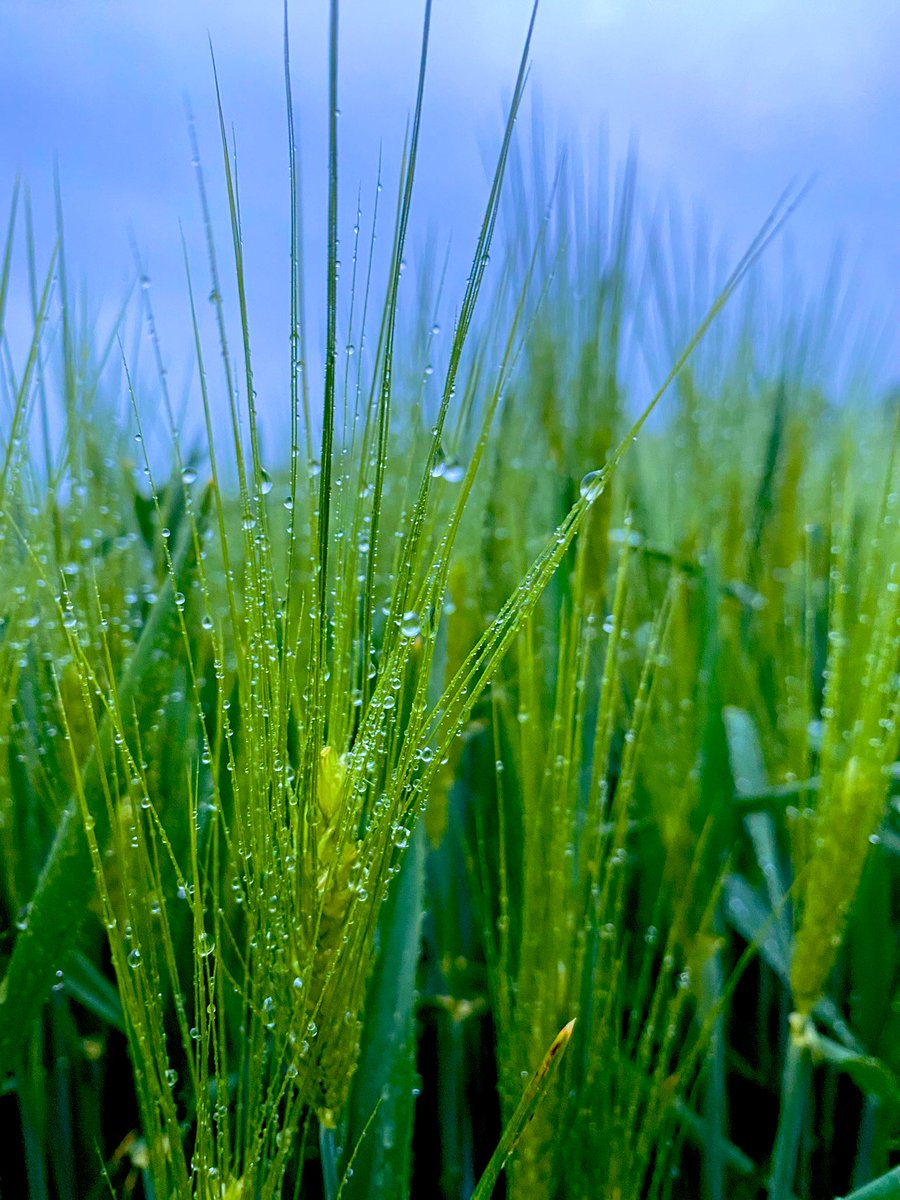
0,3 -> 897,1199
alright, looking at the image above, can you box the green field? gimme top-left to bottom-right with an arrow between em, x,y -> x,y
0,7 -> 897,1198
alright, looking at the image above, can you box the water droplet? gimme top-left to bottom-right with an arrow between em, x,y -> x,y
401,611 -> 421,638
128,948 -> 143,969
442,459 -> 465,484
580,470 -> 603,500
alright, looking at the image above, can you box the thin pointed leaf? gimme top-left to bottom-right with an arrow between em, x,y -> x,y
0,491 -> 210,1077
470,1019 -> 575,1200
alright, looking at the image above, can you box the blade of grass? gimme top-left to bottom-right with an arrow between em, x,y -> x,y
837,1168 -> 900,1200
341,822 -> 426,1199
0,490 -> 210,1077
470,1018 -> 575,1200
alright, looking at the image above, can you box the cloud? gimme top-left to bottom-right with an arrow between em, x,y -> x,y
0,0 -> 895,399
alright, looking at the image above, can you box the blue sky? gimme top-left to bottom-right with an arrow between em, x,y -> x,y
1,0 -> 898,437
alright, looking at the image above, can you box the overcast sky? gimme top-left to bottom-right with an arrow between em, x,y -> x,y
1,0 -> 898,437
